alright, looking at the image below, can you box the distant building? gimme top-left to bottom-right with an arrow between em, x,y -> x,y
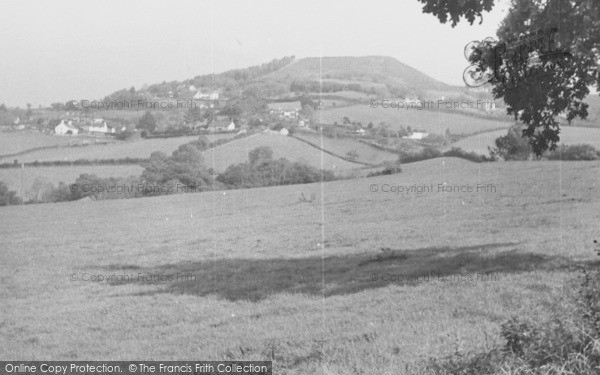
194,91 -> 219,100
55,120 -> 79,135
88,121 -> 115,134
352,128 -> 366,136
403,132 -> 429,140
279,128 -> 289,136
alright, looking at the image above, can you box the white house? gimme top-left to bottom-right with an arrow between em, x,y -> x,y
88,121 -> 115,134
279,128 -> 289,136
352,128 -> 366,136
403,132 -> 429,140
55,120 -> 79,135
194,91 -> 219,100
227,121 -> 236,131
189,85 -> 197,91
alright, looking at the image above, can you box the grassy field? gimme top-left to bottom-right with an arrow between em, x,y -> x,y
452,126 -> 600,155
0,165 -> 144,199
202,133 -> 361,172
0,134 -> 237,164
1,157 -> 599,372
317,104 -> 513,136
0,132 -> 116,157
293,133 -> 398,165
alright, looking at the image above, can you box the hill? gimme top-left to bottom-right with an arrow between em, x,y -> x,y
264,56 -> 451,95
1,158 -> 597,371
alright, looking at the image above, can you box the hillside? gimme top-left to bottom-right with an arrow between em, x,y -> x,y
2,158 -> 597,371
264,56 -> 450,93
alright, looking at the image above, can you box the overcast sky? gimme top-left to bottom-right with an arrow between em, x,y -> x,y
0,0 -> 509,107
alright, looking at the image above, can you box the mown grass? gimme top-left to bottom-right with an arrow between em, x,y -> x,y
1,158 -> 599,373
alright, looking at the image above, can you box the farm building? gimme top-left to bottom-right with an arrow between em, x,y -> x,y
54,120 -> 79,135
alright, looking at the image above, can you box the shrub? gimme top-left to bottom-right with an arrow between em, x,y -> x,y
443,147 -> 495,162
545,144 -> 599,161
425,241 -> 600,374
397,147 -> 442,163
489,125 -> 533,160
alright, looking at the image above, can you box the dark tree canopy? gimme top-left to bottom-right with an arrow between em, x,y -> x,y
421,0 -> 600,155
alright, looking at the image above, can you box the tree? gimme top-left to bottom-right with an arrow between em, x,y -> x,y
0,181 -> 22,206
29,177 -> 54,203
248,146 -> 274,167
137,111 -> 157,133
184,107 -> 203,125
0,103 -> 6,111
420,0 -> 600,155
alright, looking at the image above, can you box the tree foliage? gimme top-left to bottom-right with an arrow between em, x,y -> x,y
421,0 -> 600,155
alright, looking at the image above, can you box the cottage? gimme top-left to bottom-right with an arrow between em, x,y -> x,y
403,132 -> 429,140
88,121 -> 115,134
55,120 -> 79,135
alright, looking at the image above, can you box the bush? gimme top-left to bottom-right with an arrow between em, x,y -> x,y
545,144 -> 599,161
443,147 -> 495,162
425,241 -> 600,374
367,161 -> 402,177
489,125 -> 533,160
397,147 -> 442,163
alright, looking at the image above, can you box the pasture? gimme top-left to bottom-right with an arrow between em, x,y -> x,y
202,133 -> 361,172
0,165 -> 144,199
1,157 -> 598,372
317,104 -> 513,135
293,133 -> 398,165
0,132 -> 114,157
0,133 -> 237,164
452,126 -> 600,155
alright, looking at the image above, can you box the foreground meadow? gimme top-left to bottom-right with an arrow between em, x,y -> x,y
1,158 -> 599,373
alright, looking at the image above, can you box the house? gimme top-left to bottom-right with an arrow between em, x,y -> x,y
189,85 -> 197,91
55,120 -> 79,135
352,128 -> 366,136
194,91 -> 219,100
279,128 -> 289,136
403,132 -> 429,140
88,121 -> 115,134
226,121 -> 236,131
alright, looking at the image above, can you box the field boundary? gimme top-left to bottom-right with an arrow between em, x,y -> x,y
290,134 -> 377,167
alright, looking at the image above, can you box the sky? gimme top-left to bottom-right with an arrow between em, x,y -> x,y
0,0 -> 510,107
